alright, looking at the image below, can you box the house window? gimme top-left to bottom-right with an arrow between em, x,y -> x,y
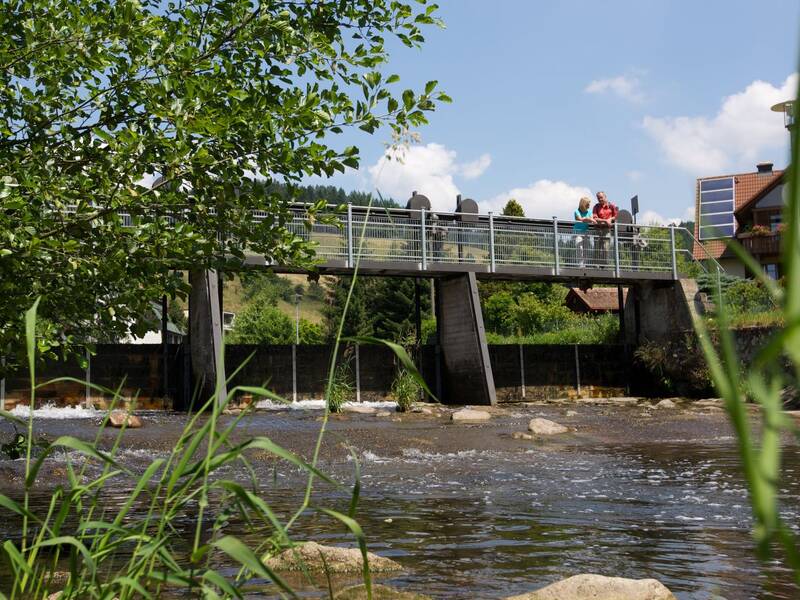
769,213 -> 782,232
764,263 -> 780,280
699,177 -> 735,240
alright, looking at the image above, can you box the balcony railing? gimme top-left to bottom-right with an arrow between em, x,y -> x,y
738,232 -> 781,256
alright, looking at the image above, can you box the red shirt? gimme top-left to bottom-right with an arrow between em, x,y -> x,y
593,202 -> 618,221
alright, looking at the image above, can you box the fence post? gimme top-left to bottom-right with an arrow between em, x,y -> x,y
355,343 -> 361,403
1,356 -> 5,411
489,211 -> 496,272
346,202 -> 354,268
574,344 -> 581,396
553,217 -> 560,275
613,221 -> 620,278
420,208 -> 427,271
669,225 -> 678,280
519,344 -> 526,399
85,347 -> 91,408
292,344 -> 297,403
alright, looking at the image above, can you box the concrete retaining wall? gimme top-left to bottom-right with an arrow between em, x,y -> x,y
0,342 -> 630,408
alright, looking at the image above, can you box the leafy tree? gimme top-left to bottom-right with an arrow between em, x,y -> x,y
483,291 -> 517,336
323,276 -> 431,342
228,301 -> 294,345
0,0 -> 448,361
502,198 -> 525,217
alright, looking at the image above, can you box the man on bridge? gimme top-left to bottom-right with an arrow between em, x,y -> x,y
592,191 -> 619,266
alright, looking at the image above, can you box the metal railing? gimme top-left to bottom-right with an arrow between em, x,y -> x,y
285,204 -> 699,279
62,201 -> 719,279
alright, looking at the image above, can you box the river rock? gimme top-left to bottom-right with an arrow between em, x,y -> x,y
565,410 -> 578,417
511,431 -> 534,441
344,405 -> 376,415
265,542 -> 402,573
107,410 -> 142,428
334,584 -> 432,600
654,399 -> 677,409
451,408 -> 491,422
375,410 -> 392,417
504,574 -> 677,600
527,418 -> 568,435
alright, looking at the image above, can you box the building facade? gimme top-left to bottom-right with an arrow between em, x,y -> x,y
692,162 -> 785,279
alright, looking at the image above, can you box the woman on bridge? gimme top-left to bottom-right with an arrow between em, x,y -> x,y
573,197 -> 594,268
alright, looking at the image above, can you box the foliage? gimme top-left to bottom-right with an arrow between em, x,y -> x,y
0,0 -> 448,362
502,199 -> 525,217
258,181 -> 400,209
513,294 -> 576,335
391,368 -> 420,412
228,295 -> 323,344
327,362 -> 354,413
324,277 -> 431,342
0,300 -> 373,599
483,291 -> 517,336
634,334 -> 713,396
241,271 -> 296,304
486,313 -> 619,345
697,273 -> 778,323
693,73 -> 800,584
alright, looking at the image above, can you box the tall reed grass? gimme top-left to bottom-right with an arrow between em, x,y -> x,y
694,76 -> 800,584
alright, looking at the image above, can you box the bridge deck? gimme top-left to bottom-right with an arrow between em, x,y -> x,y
249,204 -> 682,283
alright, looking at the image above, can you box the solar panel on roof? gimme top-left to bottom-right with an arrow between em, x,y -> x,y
699,177 -> 735,241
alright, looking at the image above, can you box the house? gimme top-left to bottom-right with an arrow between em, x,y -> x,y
565,287 -> 628,314
692,162 -> 785,279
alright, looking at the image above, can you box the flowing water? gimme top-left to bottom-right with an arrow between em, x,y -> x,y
1,400 -> 798,599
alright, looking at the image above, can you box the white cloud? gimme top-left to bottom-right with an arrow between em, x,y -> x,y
367,143 -> 491,211
585,74 -> 645,103
459,153 -> 491,179
642,73 -> 797,174
487,179 -> 592,220
637,205 -> 695,226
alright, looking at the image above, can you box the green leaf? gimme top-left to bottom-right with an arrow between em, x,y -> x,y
317,508 -> 372,599
27,436 -> 125,487
213,535 -> 297,598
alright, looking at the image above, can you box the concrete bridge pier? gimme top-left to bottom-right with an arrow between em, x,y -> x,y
623,278 -> 702,344
435,272 -> 497,406
188,269 -> 227,409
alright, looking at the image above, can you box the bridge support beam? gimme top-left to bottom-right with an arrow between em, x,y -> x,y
623,279 -> 702,345
188,269 -> 227,410
436,272 -> 496,406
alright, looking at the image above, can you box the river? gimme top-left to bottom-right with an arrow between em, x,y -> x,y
1,399 -> 798,599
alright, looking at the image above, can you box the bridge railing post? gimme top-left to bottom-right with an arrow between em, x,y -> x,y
552,217 -> 560,275
346,202 -> 354,268
489,211 -> 495,272
613,221 -> 620,278
420,208 -> 427,271
669,225 -> 678,280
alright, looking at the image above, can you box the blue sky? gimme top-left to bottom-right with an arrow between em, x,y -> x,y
309,0 -> 800,224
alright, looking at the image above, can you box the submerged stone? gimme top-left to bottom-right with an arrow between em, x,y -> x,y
511,431 -> 534,441
107,410 -> 142,428
654,399 -> 677,409
504,574 -> 677,600
527,418 -> 568,435
345,405 -> 377,415
265,542 -> 402,573
334,584 -> 432,600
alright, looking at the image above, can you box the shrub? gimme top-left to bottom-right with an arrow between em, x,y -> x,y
483,291 -> 517,335
391,368 -> 421,412
228,301 -> 294,344
327,362 -> 354,412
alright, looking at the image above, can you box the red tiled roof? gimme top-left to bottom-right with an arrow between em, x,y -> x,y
566,287 -> 628,312
692,168 -> 785,260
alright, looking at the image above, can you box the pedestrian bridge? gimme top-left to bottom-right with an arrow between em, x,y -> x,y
251,203 -> 711,284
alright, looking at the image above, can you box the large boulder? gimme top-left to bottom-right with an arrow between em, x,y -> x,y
265,542 -> 402,574
527,418 -> 568,435
335,584 -> 432,599
451,408 -> 491,422
107,410 -> 142,428
504,574 -> 677,600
